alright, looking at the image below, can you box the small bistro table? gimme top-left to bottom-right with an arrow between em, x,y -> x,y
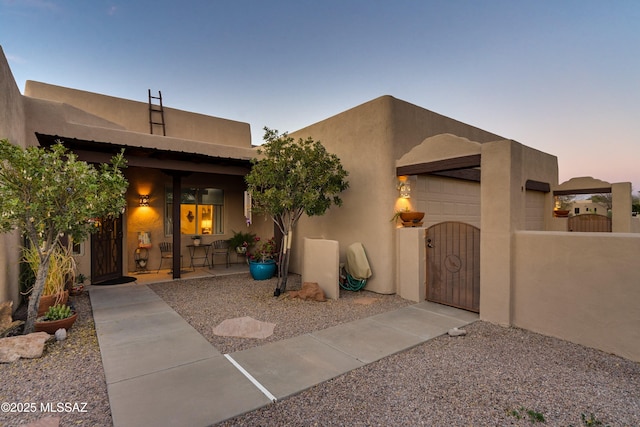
187,244 -> 212,270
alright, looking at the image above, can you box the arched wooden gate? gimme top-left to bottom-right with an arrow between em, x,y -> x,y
426,221 -> 480,313
568,214 -> 611,232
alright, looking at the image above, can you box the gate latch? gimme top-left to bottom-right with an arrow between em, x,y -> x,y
426,238 -> 434,248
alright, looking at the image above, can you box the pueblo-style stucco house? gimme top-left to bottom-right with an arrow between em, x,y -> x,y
1,46 -> 639,362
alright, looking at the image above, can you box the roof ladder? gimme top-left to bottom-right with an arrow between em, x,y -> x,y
148,89 -> 166,136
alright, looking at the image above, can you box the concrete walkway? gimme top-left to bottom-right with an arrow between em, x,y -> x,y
90,283 -> 478,427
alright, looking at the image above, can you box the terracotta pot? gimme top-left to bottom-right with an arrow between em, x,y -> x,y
35,312 -> 77,334
554,209 -> 570,218
37,291 -> 69,317
399,211 -> 425,222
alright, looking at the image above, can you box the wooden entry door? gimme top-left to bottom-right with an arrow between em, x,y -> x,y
91,216 -> 123,283
426,222 -> 480,312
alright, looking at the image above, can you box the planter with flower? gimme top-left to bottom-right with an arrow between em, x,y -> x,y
248,237 -> 278,280
229,230 -> 256,255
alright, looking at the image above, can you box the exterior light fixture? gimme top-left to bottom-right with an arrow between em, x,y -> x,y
139,194 -> 150,207
397,176 -> 411,199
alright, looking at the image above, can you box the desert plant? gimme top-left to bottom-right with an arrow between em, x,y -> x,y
0,139 -> 128,333
579,412 -> 609,427
508,407 -> 546,423
390,206 -> 411,223
43,303 -> 73,321
245,127 -> 349,295
23,243 -> 76,300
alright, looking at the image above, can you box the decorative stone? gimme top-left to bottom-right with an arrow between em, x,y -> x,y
0,301 -> 13,330
213,317 -> 276,339
288,282 -> 327,302
447,327 -> 467,337
54,328 -> 67,341
0,332 -> 52,363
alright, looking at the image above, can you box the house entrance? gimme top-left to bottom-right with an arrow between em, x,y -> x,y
91,216 -> 123,283
426,221 -> 480,312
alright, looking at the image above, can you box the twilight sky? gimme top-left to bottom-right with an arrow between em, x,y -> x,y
2,0 -> 639,190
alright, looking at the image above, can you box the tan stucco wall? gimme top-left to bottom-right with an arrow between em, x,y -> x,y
24,81 -> 252,147
612,182 -> 632,232
396,227 -> 426,301
396,133 -> 482,167
288,97 -> 398,293
512,231 -> 640,362
480,140 -> 558,325
0,47 -> 26,308
302,238 -> 340,300
288,96 -> 505,294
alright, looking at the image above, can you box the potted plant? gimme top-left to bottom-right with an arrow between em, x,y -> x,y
391,208 -> 425,226
248,237 -> 278,280
229,230 -> 256,254
23,244 -> 75,316
34,303 -> 78,334
69,273 -> 86,296
192,235 -> 202,246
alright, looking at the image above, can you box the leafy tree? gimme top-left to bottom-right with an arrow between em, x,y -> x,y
0,139 -> 128,333
589,193 -> 612,210
245,128 -> 349,295
555,195 -> 575,210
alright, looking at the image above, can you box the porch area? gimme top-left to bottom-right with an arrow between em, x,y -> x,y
124,263 -> 250,286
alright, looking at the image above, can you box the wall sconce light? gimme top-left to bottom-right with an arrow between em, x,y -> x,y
397,176 -> 411,199
139,194 -> 150,207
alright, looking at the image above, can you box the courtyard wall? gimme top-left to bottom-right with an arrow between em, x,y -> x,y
512,231 -> 640,362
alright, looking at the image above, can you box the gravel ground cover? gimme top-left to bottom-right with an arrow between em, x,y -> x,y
1,273 -> 639,427
148,273 -> 414,354
0,292 -> 112,426
220,321 -> 640,427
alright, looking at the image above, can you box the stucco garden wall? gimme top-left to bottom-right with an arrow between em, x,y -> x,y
512,231 -> 640,362
0,47 -> 26,307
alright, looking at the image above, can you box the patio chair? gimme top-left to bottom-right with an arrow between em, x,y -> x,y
211,239 -> 230,268
157,242 -> 182,273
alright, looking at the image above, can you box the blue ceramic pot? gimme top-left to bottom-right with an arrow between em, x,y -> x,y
249,259 -> 277,280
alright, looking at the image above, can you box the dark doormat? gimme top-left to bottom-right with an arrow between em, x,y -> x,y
92,276 -> 137,286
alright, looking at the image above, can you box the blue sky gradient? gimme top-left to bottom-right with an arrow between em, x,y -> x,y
2,1 -> 639,189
